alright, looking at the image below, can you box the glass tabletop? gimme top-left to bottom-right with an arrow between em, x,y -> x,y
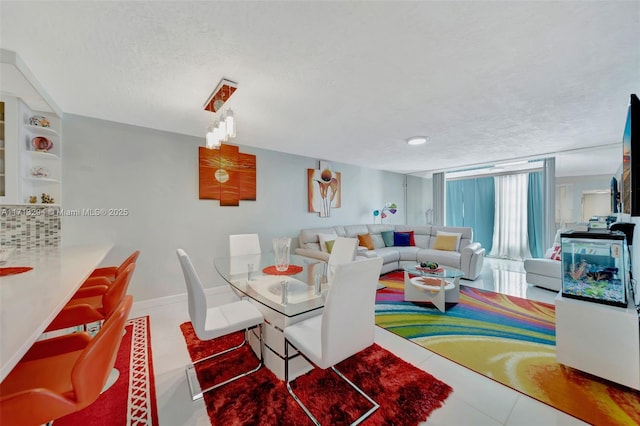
403,264 -> 464,279
214,253 -> 328,317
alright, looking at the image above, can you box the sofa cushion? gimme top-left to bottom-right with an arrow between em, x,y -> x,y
394,232 -> 412,246
374,247 -> 400,264
325,239 -> 336,253
417,248 -> 461,268
433,234 -> 458,251
549,244 -> 562,261
436,231 -> 462,251
394,246 -> 421,261
357,233 -> 375,250
318,233 -> 337,253
431,226 -> 472,250
523,258 -> 561,277
381,230 -> 394,247
344,224 -> 369,238
396,225 -> 431,248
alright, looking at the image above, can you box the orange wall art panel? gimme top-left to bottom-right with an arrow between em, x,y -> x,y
199,144 -> 256,206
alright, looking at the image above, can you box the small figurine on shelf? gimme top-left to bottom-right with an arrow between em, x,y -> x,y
29,195 -> 37,204
41,193 -> 55,204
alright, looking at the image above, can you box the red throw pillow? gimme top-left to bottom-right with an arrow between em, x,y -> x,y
550,244 -> 562,261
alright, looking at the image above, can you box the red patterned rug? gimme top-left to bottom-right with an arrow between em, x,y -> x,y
180,321 -> 453,425
56,316 -> 159,425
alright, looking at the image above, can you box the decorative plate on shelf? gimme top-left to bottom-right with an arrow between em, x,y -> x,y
32,136 -> 53,152
29,115 -> 50,128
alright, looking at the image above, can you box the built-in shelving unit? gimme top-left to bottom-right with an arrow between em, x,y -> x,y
1,49 -> 62,207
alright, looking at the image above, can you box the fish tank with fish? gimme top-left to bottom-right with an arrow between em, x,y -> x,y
560,230 -> 629,308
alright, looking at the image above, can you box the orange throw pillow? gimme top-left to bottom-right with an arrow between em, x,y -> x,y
357,233 -> 375,250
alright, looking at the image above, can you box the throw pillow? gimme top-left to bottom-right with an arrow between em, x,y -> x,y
433,234 -> 458,251
550,244 -> 562,261
325,239 -> 336,254
381,230 -> 395,247
318,233 -> 337,253
436,231 -> 462,251
357,233 -> 375,250
395,231 -> 415,246
393,232 -> 411,246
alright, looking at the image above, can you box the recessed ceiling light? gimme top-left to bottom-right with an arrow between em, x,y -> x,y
407,136 -> 427,146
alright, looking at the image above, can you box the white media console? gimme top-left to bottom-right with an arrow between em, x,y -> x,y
555,293 -> 640,390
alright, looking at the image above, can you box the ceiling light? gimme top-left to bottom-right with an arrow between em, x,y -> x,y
203,78 -> 238,149
203,78 -> 237,113
407,137 -> 427,146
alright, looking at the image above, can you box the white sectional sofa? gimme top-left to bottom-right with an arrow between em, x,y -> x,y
294,224 -> 485,280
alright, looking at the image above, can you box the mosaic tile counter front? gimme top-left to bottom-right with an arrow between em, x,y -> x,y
0,205 -> 61,249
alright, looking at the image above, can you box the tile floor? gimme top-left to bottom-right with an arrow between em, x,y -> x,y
130,258 -> 587,426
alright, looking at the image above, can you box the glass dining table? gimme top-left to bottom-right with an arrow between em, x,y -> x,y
214,253 -> 329,380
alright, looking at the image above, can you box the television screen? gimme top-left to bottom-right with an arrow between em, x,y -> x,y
622,94 -> 640,216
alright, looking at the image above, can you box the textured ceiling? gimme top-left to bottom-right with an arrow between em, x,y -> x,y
0,1 -> 638,177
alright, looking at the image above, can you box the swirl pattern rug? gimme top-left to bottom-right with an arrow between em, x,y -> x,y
376,271 -> 640,426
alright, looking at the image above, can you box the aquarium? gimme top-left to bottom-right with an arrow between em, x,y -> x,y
560,230 -> 629,308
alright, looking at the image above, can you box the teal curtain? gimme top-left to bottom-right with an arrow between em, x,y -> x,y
527,171 -> 544,258
466,177 -> 494,252
446,180 -> 464,226
446,177 -> 494,251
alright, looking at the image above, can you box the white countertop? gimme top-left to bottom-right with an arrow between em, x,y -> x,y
0,244 -> 112,381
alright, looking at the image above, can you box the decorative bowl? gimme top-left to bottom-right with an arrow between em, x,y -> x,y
29,115 -> 50,128
32,136 -> 53,151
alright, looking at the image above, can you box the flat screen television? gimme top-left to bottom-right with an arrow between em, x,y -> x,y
621,94 -> 640,216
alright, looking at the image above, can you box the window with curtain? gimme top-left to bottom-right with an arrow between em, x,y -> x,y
445,177 -> 495,251
490,173 -> 532,260
445,161 -> 548,261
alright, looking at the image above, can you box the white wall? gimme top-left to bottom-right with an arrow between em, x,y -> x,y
61,114 -> 409,301
406,174 -> 433,225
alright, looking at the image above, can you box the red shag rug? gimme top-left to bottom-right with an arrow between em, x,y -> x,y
180,321 -> 453,425
56,316 -> 159,425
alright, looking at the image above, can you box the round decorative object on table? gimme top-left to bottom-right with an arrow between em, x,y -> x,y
29,115 -> 51,127
32,136 -> 53,151
262,264 -> 303,275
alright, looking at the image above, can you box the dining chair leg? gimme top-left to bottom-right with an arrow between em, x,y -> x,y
186,324 -> 263,401
284,339 -> 379,426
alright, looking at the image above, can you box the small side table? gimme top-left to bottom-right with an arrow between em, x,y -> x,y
403,265 -> 463,312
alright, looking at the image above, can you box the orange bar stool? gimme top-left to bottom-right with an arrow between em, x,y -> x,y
82,250 -> 140,287
0,296 -> 132,426
45,264 -> 135,332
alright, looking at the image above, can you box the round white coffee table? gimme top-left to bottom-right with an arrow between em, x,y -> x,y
402,265 -> 463,312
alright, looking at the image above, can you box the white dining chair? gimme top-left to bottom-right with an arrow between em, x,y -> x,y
229,233 -> 261,256
176,249 -> 264,401
284,256 -> 383,425
326,237 -> 358,282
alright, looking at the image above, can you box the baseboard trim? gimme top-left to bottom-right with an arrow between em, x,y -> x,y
132,285 -> 235,311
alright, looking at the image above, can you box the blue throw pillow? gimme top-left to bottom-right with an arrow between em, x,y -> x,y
381,231 -> 394,247
394,232 -> 411,246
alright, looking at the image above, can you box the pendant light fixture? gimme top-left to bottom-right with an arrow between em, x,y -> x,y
203,78 -> 238,149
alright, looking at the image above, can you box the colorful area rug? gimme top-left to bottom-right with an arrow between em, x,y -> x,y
376,271 -> 640,426
180,321 -> 452,425
56,316 -> 159,425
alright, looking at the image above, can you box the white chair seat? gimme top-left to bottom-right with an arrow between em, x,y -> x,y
203,300 -> 263,340
284,256 -> 384,424
284,315 -> 323,367
176,248 -> 264,400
